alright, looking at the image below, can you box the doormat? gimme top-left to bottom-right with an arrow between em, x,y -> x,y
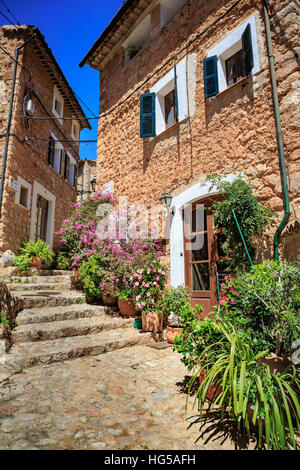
146,342 -> 172,350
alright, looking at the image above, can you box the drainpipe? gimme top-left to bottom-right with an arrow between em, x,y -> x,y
0,32 -> 37,217
262,0 -> 290,261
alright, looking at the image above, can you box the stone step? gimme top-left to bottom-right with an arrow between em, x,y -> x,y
11,291 -> 86,309
9,282 -> 71,292
6,328 -> 153,369
33,270 -> 73,276
9,274 -> 72,284
17,304 -> 107,325
12,316 -> 133,343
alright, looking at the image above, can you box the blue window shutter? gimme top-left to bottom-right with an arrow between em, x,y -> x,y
203,55 -> 219,98
242,24 -> 254,76
174,63 -> 178,120
140,93 -> 156,138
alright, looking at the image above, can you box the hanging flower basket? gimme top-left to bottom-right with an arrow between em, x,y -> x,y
142,311 -> 163,332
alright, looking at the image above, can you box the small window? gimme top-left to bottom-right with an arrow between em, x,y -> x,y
19,186 -> 29,208
54,97 -> 62,115
52,87 -> 64,122
164,90 -> 178,128
225,50 -> 245,86
15,177 -> 31,209
72,120 -> 79,140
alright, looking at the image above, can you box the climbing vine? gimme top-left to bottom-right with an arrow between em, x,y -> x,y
207,173 -> 275,272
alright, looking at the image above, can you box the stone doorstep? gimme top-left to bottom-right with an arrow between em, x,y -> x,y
9,274 -> 73,284
12,316 -> 134,343
11,291 -> 86,309
8,282 -> 71,292
17,305 -> 108,325
5,328 -> 153,369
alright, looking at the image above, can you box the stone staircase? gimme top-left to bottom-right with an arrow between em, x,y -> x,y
0,270 -> 152,380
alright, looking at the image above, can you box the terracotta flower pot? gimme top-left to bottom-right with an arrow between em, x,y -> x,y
166,326 -> 183,344
118,299 -> 137,317
142,311 -> 163,332
72,268 -> 80,283
199,369 -> 222,401
30,256 -> 42,268
103,294 -> 118,306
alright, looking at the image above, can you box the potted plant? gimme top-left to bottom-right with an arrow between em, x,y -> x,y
131,261 -> 168,331
117,291 -> 137,317
142,310 -> 163,332
159,286 -> 190,343
13,240 -> 55,273
188,322 -> 300,450
55,252 -> 69,270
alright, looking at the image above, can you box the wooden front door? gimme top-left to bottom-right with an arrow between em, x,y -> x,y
35,195 -> 49,242
183,198 -> 218,316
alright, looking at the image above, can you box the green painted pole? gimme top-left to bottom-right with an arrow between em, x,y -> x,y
232,209 -> 253,267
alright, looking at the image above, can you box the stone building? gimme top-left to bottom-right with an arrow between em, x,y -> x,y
80,0 -> 300,313
77,158 -> 97,202
0,25 -> 90,253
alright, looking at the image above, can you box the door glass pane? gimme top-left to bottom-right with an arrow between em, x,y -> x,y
191,205 -> 207,233
191,233 -> 208,261
217,232 -> 226,258
191,263 -> 210,291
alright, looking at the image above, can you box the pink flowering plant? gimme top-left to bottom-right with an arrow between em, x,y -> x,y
219,274 -> 241,311
57,189 -> 113,268
131,260 -> 168,313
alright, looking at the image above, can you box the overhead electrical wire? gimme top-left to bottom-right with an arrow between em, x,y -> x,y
0,0 -> 21,25
0,9 -> 19,29
25,0 -> 243,124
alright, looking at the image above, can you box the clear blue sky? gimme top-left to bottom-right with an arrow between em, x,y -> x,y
0,0 -> 124,160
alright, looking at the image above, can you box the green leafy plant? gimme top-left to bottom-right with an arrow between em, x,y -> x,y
158,286 -> 190,326
220,260 -> 300,356
188,322 -> 300,450
55,252 -> 69,270
12,254 -> 31,274
13,240 -> 55,274
206,174 -> 275,271
0,314 -> 9,325
79,254 -> 107,300
173,305 -> 222,371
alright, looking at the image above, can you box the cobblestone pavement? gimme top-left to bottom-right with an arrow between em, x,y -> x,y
0,344 -> 257,450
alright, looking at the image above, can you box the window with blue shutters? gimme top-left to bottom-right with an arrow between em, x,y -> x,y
203,56 -> 219,98
140,93 -> 156,138
204,17 -> 258,96
242,23 -> 254,76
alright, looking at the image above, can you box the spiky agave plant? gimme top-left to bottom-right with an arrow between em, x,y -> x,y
188,322 -> 300,450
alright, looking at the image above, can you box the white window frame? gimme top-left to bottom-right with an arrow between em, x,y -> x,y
50,132 -> 63,174
67,152 -> 76,186
52,86 -> 64,124
14,176 -> 32,210
150,56 -> 188,136
123,15 -> 151,66
160,0 -> 187,28
207,15 -> 260,94
71,119 -> 79,141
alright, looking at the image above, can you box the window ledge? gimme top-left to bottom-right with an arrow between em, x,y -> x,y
209,75 -> 251,100
151,117 -> 189,141
16,202 -> 30,211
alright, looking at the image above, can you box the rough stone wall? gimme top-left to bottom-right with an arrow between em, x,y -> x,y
77,159 -> 97,202
0,280 -> 23,350
96,0 -> 300,262
0,26 -> 80,253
